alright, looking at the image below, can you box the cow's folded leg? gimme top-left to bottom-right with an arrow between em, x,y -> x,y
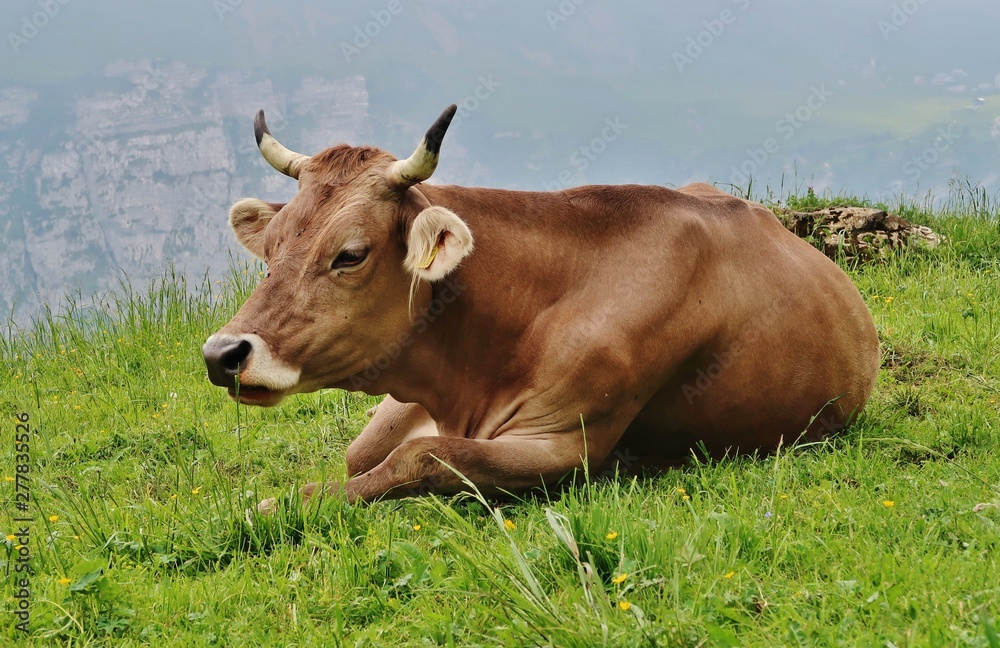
342,434 -> 591,503
256,480 -> 345,513
345,396 -> 439,477
256,399 -> 441,513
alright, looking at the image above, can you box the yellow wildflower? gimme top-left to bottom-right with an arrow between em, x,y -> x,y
49,515 -> 59,522
618,600 -> 631,611
882,500 -> 895,508
191,486 -> 202,495
611,573 -> 628,585
724,571 -> 735,579
4,476 -> 13,482
412,524 -> 422,531
170,494 -> 177,500
5,534 -> 15,541
503,519 -> 516,531
606,531 -> 619,541
74,535 -> 80,540
676,487 -> 686,494
682,494 -> 690,501
58,577 -> 71,585
779,494 -> 788,499
74,405 -> 81,410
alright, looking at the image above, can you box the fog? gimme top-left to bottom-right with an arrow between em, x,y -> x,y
1,0 -> 998,320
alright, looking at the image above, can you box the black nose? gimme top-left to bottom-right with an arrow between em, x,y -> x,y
203,336 -> 253,387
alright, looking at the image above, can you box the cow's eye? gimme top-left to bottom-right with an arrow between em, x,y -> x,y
331,247 -> 369,270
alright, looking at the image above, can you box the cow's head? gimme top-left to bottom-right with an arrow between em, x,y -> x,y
202,105 -> 473,405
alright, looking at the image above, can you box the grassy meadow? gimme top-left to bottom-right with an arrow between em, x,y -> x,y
1,192 -> 999,646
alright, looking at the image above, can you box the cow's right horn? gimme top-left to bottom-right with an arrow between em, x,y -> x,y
387,104 -> 458,189
255,109 -> 310,179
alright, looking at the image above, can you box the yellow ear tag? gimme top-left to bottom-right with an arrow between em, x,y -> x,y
416,243 -> 440,270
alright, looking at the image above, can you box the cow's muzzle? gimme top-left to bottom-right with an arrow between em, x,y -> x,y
201,333 -> 301,406
202,335 -> 252,387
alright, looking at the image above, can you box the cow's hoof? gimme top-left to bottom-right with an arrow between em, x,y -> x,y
257,497 -> 278,515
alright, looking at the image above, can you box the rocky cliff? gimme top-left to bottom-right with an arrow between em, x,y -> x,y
0,61 -> 451,325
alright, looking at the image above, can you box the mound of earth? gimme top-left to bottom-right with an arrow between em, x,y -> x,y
776,206 -> 943,259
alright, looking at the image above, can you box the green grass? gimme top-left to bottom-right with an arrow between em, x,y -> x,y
2,196 -> 999,646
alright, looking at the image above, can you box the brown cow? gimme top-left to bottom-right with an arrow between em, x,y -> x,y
203,104 -> 880,508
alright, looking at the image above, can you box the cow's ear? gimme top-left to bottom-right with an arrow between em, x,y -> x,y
404,206 -> 474,281
229,198 -> 283,260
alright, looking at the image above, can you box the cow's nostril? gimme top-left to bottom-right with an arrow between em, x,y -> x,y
203,336 -> 255,387
223,340 -> 253,373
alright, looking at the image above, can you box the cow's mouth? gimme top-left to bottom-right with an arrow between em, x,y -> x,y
227,384 -> 285,407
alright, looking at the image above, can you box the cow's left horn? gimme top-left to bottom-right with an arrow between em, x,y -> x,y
387,104 -> 458,189
255,109 -> 310,179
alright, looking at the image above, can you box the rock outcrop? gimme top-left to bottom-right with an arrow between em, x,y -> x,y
776,206 -> 943,259
0,63 -> 381,324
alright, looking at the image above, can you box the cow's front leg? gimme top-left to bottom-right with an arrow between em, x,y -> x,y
257,396 -> 438,513
342,433 -> 591,503
345,396 -> 439,477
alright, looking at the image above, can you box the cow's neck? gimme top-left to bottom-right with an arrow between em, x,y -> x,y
381,185 -> 588,431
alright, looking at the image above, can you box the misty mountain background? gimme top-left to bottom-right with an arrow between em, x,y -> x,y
2,0 -> 999,324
